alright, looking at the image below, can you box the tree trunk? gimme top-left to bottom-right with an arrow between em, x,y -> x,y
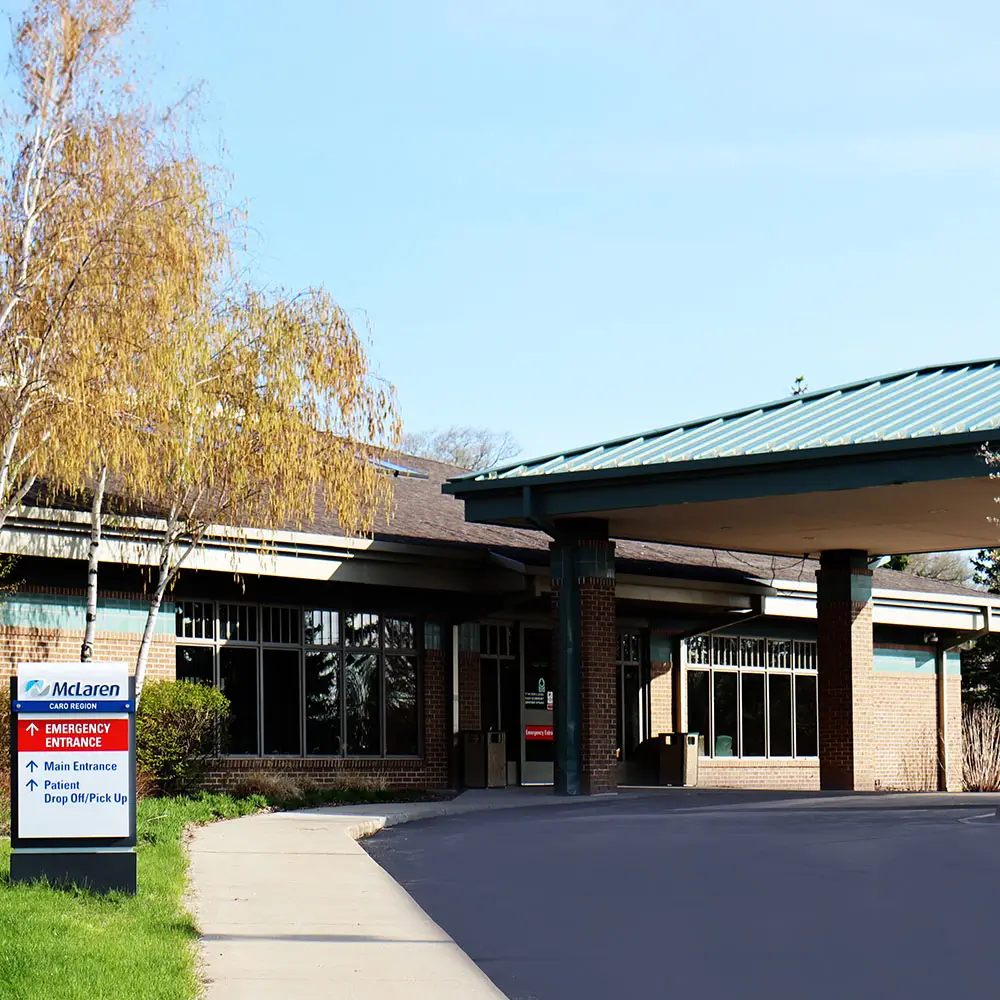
134,566 -> 170,704
134,512 -> 199,704
80,464 -> 108,662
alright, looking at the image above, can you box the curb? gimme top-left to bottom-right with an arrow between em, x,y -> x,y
328,788 -> 602,843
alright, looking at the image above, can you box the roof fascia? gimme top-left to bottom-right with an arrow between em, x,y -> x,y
451,436 -> 992,526
767,577 -> 1000,631
3,505 -> 502,567
776,576 -> 1000,610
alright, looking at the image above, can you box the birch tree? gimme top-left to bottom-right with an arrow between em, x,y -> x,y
0,0 -> 228,659
2,2 -> 400,687
129,288 -> 399,698
1,0 -> 223,529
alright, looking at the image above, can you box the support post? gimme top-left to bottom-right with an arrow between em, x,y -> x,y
550,521 -> 617,795
817,549 -> 876,791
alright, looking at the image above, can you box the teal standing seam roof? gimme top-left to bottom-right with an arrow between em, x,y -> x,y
460,359 -> 1000,482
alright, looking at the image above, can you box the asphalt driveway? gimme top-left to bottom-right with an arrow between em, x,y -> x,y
364,790 -> 1000,1000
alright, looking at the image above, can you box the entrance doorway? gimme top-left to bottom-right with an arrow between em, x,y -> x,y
522,627 -> 554,785
480,624 -> 520,785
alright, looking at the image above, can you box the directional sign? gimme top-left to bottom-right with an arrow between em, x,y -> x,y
11,663 -> 134,846
16,715 -> 131,839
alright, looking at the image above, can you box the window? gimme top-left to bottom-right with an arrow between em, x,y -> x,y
177,645 -> 213,685
219,603 -> 257,643
480,624 -> 519,767
384,619 -> 418,756
685,635 -> 818,759
176,602 -> 422,758
177,601 -> 214,640
305,650 -> 340,754
616,631 -> 647,759
219,646 -> 258,755
768,674 -> 793,757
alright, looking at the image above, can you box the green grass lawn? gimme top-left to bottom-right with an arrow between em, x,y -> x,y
0,795 -> 264,1000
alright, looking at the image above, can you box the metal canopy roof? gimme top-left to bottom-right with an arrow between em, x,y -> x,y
461,359 -> 1000,482
443,359 -> 1000,558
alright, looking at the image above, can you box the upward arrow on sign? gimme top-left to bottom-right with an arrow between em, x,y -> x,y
25,722 -> 38,735
26,760 -> 38,772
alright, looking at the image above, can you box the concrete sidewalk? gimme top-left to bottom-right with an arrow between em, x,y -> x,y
187,789 -> 579,999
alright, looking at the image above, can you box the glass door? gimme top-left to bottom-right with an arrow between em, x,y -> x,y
522,627 -> 554,785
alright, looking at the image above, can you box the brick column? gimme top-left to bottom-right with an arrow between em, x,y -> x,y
817,549 -> 875,791
550,522 -> 617,795
422,647 -> 450,787
649,631 -> 673,737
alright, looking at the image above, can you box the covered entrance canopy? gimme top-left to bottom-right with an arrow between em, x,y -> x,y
444,360 -> 1000,795
445,360 -> 1000,556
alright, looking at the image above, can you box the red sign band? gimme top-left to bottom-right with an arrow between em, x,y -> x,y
18,718 -> 129,752
525,725 -> 554,741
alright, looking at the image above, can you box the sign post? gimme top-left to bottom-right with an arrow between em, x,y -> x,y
10,663 -> 137,894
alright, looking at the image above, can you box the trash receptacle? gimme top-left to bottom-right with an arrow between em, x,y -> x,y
462,730 -> 487,788
486,731 -> 507,788
656,732 -> 699,787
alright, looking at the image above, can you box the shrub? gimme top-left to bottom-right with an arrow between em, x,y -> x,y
963,702 -> 1000,791
136,680 -> 230,795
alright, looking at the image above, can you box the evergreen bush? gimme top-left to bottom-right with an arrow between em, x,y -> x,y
136,679 -> 230,794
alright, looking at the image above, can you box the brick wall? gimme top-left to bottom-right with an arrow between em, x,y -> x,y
696,759 -> 820,790
649,658 -> 672,736
458,650 -> 481,731
0,626 -> 175,682
947,674 -> 962,791
422,648 -> 450,784
550,536 -> 619,795
201,756 -> 446,791
817,556 -> 876,791
579,558 -> 617,794
868,672 -> 962,792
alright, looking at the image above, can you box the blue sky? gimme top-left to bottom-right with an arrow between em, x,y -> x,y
131,2 -> 1000,458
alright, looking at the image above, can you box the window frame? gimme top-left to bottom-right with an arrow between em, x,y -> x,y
683,635 -> 818,760
175,600 -> 423,760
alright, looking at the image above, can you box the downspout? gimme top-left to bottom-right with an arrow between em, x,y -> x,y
935,639 -> 948,792
451,624 -> 460,736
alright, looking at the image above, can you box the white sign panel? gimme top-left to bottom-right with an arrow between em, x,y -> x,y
15,663 -> 133,842
15,662 -> 131,713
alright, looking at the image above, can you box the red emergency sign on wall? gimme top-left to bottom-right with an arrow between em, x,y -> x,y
525,725 -> 554,741
18,718 -> 129,752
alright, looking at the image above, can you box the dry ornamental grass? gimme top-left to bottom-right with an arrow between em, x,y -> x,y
963,703 -> 1000,791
